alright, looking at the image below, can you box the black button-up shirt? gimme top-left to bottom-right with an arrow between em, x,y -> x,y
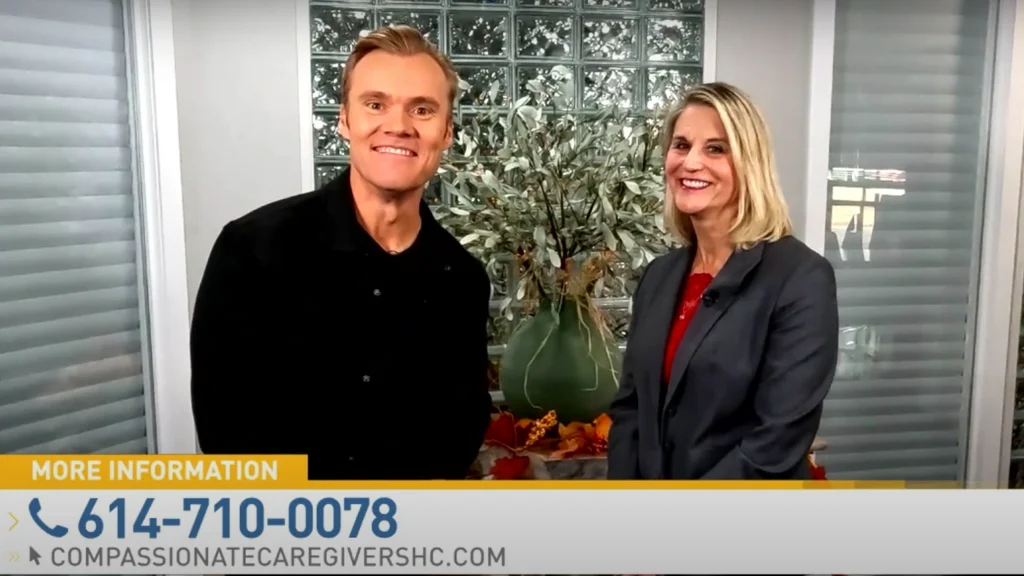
189,168 -> 493,480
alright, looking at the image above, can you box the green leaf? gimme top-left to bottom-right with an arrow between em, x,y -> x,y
517,106 -> 540,122
435,75 -> 672,303
482,170 -> 501,190
600,223 -> 618,251
533,225 -> 547,248
619,229 -> 637,251
547,247 -> 561,268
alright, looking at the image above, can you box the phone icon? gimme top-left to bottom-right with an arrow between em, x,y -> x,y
28,498 -> 68,538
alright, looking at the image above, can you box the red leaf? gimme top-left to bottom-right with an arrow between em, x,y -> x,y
489,456 -> 531,479
810,462 -> 827,481
483,412 -> 520,450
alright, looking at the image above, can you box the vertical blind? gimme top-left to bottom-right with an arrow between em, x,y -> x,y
0,0 -> 151,453
818,0 -> 994,480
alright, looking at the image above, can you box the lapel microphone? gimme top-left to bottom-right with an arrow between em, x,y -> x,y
701,289 -> 719,307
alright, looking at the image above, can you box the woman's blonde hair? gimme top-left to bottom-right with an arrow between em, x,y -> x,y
661,82 -> 793,249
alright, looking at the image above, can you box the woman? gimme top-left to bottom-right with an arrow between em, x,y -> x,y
607,82 -> 839,480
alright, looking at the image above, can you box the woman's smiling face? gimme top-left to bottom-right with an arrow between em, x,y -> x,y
665,104 -> 736,219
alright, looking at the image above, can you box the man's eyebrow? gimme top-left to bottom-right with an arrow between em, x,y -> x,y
356,90 -> 389,101
408,96 -> 442,108
354,92 -> 442,109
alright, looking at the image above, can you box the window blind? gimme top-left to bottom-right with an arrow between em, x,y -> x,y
818,0 -> 994,480
0,0 -> 150,454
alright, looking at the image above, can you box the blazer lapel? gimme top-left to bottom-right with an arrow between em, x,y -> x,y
663,242 -> 766,415
646,248 -> 692,389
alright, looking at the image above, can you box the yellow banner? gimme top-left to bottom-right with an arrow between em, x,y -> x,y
0,455 -> 308,490
0,455 -> 921,490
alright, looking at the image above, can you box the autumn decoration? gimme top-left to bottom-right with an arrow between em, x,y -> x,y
473,409 -> 613,480
471,409 -> 829,481
808,455 -> 828,481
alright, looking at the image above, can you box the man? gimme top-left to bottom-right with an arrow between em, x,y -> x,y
189,25 -> 493,480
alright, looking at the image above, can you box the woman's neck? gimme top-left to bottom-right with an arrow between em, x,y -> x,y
691,210 -> 735,276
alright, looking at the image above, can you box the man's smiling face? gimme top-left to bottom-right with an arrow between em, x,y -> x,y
339,50 -> 453,198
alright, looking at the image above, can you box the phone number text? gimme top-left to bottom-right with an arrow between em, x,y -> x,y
35,496 -> 397,541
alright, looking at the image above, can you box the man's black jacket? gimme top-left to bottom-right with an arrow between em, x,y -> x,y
189,170 -> 493,480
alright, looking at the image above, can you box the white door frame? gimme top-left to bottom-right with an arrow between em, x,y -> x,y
126,0 -> 197,455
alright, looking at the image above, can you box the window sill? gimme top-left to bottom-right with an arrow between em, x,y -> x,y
470,437 -> 829,480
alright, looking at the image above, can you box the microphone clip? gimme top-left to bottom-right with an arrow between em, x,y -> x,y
701,290 -> 719,307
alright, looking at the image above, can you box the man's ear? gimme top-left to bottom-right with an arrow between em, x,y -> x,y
338,107 -> 351,141
444,118 -> 453,150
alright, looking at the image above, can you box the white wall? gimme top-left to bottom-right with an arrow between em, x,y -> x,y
171,0 -> 306,308
715,0 -> 814,239
170,0 -> 815,307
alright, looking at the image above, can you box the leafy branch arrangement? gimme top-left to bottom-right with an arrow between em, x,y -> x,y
433,67 -> 676,423
434,66 -> 673,319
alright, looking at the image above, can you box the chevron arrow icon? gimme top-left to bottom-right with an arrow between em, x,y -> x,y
7,512 -> 16,531
8,551 -> 19,562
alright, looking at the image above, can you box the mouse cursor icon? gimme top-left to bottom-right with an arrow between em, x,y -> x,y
28,547 -> 40,565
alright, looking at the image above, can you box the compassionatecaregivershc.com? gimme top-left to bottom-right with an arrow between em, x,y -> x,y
49,545 -> 508,569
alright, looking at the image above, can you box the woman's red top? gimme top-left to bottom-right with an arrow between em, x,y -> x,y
662,272 -> 714,384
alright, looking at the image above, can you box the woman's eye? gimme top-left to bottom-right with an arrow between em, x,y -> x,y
707,145 -> 724,154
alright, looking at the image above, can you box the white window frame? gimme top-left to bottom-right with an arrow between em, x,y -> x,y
803,0 -> 1024,486
702,0 -> 718,83
971,0 -> 1024,487
297,0 -> 316,193
126,0 -> 196,455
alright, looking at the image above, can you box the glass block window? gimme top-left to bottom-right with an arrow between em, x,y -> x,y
308,0 -> 707,385
309,0 -> 707,186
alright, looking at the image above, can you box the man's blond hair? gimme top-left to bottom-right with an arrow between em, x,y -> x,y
661,82 -> 793,249
341,25 -> 459,114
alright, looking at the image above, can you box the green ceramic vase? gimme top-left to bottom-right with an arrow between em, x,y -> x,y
499,297 -> 621,423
